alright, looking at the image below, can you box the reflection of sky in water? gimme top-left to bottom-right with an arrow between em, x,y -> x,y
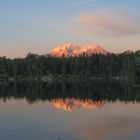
0,99 -> 140,140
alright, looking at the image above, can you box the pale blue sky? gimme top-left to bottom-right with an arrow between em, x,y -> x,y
0,0 -> 140,58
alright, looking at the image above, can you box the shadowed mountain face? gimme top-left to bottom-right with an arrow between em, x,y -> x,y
51,43 -> 109,57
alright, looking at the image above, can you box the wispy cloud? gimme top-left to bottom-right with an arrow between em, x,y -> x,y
70,8 -> 140,37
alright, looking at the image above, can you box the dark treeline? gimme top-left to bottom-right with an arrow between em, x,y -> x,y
0,51 -> 140,80
0,80 -> 140,104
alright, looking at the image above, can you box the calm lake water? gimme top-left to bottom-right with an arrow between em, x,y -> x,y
0,80 -> 140,140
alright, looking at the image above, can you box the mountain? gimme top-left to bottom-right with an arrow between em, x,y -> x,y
51,43 -> 80,57
123,50 -> 134,54
78,44 -> 109,56
50,43 -> 109,57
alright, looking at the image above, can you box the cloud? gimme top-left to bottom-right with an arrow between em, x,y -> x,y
71,8 -> 140,37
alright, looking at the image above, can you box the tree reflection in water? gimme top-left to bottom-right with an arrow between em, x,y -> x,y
0,80 -> 140,108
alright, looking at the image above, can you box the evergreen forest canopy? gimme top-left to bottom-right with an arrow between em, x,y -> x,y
0,51 -> 140,81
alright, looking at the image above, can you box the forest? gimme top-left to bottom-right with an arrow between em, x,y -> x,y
0,51 -> 140,81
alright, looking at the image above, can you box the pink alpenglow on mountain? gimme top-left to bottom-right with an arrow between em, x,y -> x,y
51,43 -> 80,57
78,44 -> 109,56
51,43 -> 109,57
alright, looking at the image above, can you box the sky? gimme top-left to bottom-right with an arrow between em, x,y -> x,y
0,0 -> 140,58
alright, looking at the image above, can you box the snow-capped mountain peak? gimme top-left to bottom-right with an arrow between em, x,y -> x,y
51,43 -> 80,57
51,43 -> 109,57
78,44 -> 108,55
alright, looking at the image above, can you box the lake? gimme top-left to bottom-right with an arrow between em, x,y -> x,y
0,80 -> 140,140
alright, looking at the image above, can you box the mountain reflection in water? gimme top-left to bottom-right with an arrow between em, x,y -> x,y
52,99 -> 105,111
